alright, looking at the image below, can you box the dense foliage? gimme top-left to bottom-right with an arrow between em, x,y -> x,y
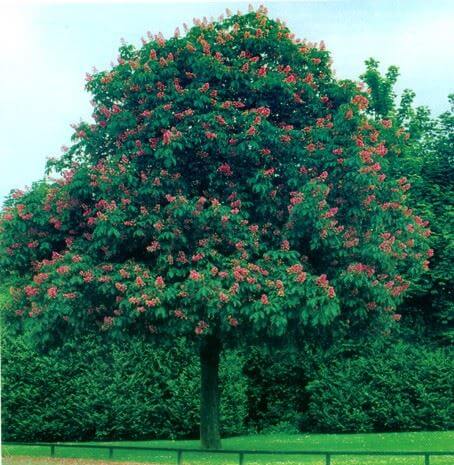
2,334 -> 246,441
361,60 -> 453,344
305,343 -> 453,432
1,7 -> 430,346
3,333 -> 452,440
400,100 -> 454,343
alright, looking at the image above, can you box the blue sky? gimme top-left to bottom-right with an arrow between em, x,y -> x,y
1,0 -> 453,203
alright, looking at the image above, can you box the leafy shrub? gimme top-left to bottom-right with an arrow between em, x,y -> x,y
1,333 -> 247,441
304,343 -> 454,432
3,332 -> 452,440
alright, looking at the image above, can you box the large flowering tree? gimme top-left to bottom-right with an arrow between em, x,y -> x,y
1,6 -> 431,448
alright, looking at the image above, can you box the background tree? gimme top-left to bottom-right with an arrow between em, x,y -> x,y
362,60 -> 453,344
401,100 -> 454,343
0,6 -> 431,448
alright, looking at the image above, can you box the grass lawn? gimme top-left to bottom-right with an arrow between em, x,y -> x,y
2,458 -> 149,465
3,431 -> 454,465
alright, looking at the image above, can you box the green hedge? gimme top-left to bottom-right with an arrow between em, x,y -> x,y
2,334 -> 247,441
304,343 -> 454,432
2,333 -> 452,440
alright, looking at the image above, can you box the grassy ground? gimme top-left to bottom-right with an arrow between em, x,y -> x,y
3,458 -> 153,465
3,431 -> 454,465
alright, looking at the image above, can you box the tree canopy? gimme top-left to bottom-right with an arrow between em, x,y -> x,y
0,6 -> 433,448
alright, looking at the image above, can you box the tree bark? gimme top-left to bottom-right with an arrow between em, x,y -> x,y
199,336 -> 222,449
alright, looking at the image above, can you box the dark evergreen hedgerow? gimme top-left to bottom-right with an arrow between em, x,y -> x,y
1,334 -> 246,442
3,333 -> 452,441
304,343 -> 454,432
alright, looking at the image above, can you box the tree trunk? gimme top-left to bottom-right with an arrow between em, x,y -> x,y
199,336 -> 222,449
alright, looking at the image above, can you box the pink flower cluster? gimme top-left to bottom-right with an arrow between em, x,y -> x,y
219,292 -> 229,303
174,309 -> 187,319
102,316 -> 114,330
218,163 -> 233,176
25,285 -> 38,297
155,276 -> 165,288
228,315 -> 238,327
347,263 -> 375,277
321,207 -> 338,219
316,274 -> 335,299
80,270 -> 93,283
195,320 -> 209,335
233,266 -> 249,282
47,287 -> 58,298
115,282 -> 127,293
189,270 -> 202,280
